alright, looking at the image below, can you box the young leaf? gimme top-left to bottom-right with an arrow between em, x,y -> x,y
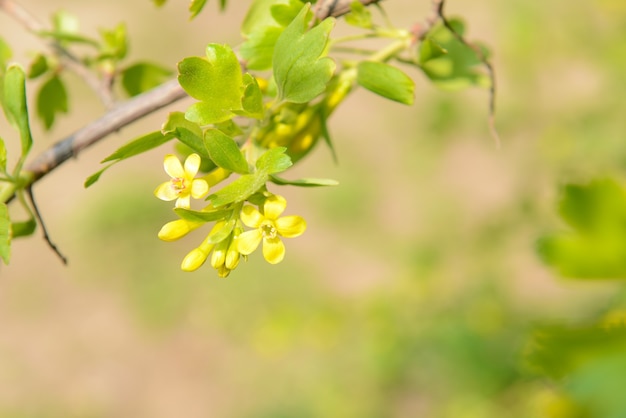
3,65 -> 33,157
174,207 -> 232,223
0,203 -> 10,264
273,4 -> 336,103
84,162 -> 116,188
207,219 -> 235,244
36,75 -> 68,130
357,61 -> 415,105
0,37 -> 12,72
203,129 -> 249,174
162,112 -> 209,159
256,147 -> 292,174
121,62 -> 172,97
98,23 -> 128,61
28,54 -> 49,79
238,73 -> 264,119
269,174 -> 338,187
189,0 -> 208,19
209,172 -> 268,207
11,218 -> 36,238
345,1 -> 373,28
178,44 -> 243,125
101,130 -> 174,163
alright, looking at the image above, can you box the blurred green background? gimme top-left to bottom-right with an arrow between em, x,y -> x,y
2,1 -> 626,417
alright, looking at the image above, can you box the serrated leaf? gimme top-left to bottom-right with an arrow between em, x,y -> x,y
174,207 -> 232,223
178,44 -> 243,125
28,54 -> 49,79
273,4 -> 336,103
102,130 -> 174,163
419,19 -> 490,90
269,174 -> 338,187
537,179 -> 626,279
189,0 -> 208,19
121,62 -> 172,97
209,172 -> 268,207
11,218 -> 36,238
162,112 -> 210,159
204,129 -> 248,174
36,75 -> 68,130
357,61 -> 414,105
0,203 -> 10,264
256,146 -> 292,174
345,1 -> 372,28
3,65 -> 33,157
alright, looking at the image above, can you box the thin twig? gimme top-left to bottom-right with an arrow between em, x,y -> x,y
314,0 -> 383,20
25,78 -> 187,182
0,0 -> 115,108
26,186 -> 68,264
433,0 -> 500,148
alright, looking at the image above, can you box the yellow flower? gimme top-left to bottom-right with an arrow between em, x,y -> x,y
154,153 -> 209,208
180,221 -> 225,272
237,195 -> 306,264
158,218 -> 203,242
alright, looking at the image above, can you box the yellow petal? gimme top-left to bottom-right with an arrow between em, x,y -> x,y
163,154 -> 184,178
241,205 -> 264,228
184,153 -> 201,177
276,215 -> 306,238
158,219 -> 201,241
263,236 -> 285,264
236,229 -> 263,255
211,239 -> 228,269
191,179 -> 209,199
175,194 -> 191,209
263,195 -> 287,220
154,182 -> 178,201
181,248 -> 208,272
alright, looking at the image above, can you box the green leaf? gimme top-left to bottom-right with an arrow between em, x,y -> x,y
174,207 -> 232,223
273,4 -> 336,103
11,218 -> 36,238
357,61 -> 415,105
209,172 -> 268,207
270,0 -> 305,26
189,0 -> 208,19
419,19 -> 490,90
204,129 -> 249,174
3,65 -> 33,157
36,75 -> 68,130
121,62 -> 172,97
256,147 -> 292,174
0,203 -> 10,264
0,37 -> 12,73
207,219 -> 235,244
37,31 -> 99,47
269,174 -> 338,187
153,0 -> 167,6
345,1 -> 373,28
52,10 -> 79,34
86,131 -> 174,187
238,73 -> 264,119
537,179 -> 626,279
98,23 -> 128,61
162,112 -> 210,159
102,130 -> 174,163
28,54 -> 49,79
0,137 -> 6,172
240,26 -> 283,70
178,44 -> 243,125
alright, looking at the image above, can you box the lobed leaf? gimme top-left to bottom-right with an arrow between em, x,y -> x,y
238,73 -> 264,119
273,4 -> 336,103
357,61 -> 415,105
178,44 -> 243,125
36,75 -> 68,130
0,203 -> 10,264
204,129 -> 249,174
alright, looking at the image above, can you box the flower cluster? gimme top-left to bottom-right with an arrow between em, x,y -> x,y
155,153 -> 306,277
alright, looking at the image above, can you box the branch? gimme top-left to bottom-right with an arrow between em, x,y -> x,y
25,79 -> 187,182
0,0 -> 116,108
314,0 -> 383,20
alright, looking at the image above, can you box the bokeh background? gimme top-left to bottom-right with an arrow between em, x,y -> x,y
2,1 -> 626,417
